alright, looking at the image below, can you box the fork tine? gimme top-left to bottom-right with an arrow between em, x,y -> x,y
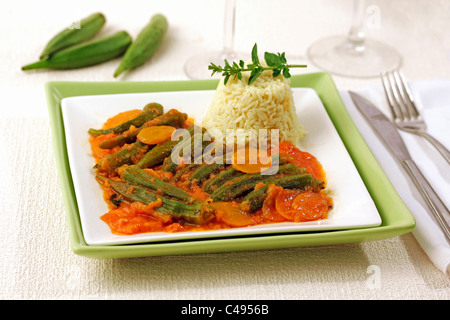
392,70 -> 414,120
396,70 -> 420,118
381,71 -> 403,121
388,70 -> 414,120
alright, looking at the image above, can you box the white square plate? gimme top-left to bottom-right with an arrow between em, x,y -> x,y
61,88 -> 381,246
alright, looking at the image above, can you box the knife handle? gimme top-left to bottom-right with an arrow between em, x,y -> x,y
402,160 -> 450,241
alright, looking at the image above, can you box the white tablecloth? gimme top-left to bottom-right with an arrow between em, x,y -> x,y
1,0 -> 449,300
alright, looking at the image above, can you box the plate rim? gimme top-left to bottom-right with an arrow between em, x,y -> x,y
45,72 -> 415,259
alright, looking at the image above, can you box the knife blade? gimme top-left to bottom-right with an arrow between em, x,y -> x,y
349,91 -> 411,161
349,91 -> 450,241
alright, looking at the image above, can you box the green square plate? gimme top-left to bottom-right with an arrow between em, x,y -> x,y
45,72 -> 415,259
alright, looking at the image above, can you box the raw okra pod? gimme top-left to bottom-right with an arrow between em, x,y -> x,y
114,14 -> 168,77
22,31 -> 132,71
39,12 -> 106,60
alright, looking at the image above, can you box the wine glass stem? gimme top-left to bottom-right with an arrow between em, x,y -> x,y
223,0 -> 236,56
347,0 -> 366,51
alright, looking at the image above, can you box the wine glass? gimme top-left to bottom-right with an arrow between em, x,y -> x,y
307,0 -> 402,78
184,0 -> 246,80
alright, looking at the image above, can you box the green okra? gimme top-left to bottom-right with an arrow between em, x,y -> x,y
39,12 -> 106,60
161,156 -> 179,174
114,14 -> 168,77
202,154 -> 288,194
240,173 -> 323,213
99,108 -> 186,149
203,166 -> 243,194
120,165 -> 197,204
171,161 -> 201,182
161,133 -> 202,173
22,31 -> 131,71
189,163 -> 223,183
169,148 -> 209,182
136,139 -> 179,169
161,126 -> 209,173
189,155 -> 227,183
137,125 -> 198,169
95,141 -> 149,174
96,175 -> 214,225
210,163 -> 302,202
89,102 -> 164,137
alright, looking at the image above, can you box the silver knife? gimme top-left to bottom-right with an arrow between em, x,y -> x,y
349,91 -> 450,241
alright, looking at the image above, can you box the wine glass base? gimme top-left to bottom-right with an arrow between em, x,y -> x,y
307,35 -> 402,78
184,50 -> 248,80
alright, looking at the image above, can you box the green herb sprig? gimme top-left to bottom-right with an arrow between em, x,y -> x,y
208,43 -> 307,85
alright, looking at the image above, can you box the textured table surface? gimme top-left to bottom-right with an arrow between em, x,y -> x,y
1,0 -> 449,299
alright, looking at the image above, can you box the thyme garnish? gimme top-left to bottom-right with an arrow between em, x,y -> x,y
208,43 -> 307,85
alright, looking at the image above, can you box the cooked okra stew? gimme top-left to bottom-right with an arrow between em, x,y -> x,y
89,102 -> 333,235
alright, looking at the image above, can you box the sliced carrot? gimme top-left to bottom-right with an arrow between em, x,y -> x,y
275,189 -> 330,222
261,185 -> 286,222
291,191 -> 330,221
274,189 -> 302,221
103,109 -> 143,129
137,126 -> 176,145
185,117 -> 196,128
212,202 -> 259,227
231,148 -> 272,174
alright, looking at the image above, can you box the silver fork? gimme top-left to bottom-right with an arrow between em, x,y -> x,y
381,70 -> 450,165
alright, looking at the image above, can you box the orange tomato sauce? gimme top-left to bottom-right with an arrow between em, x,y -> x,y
91,131 -> 333,235
278,141 -> 326,183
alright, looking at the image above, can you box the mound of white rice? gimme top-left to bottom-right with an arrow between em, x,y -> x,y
202,63 -> 305,145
